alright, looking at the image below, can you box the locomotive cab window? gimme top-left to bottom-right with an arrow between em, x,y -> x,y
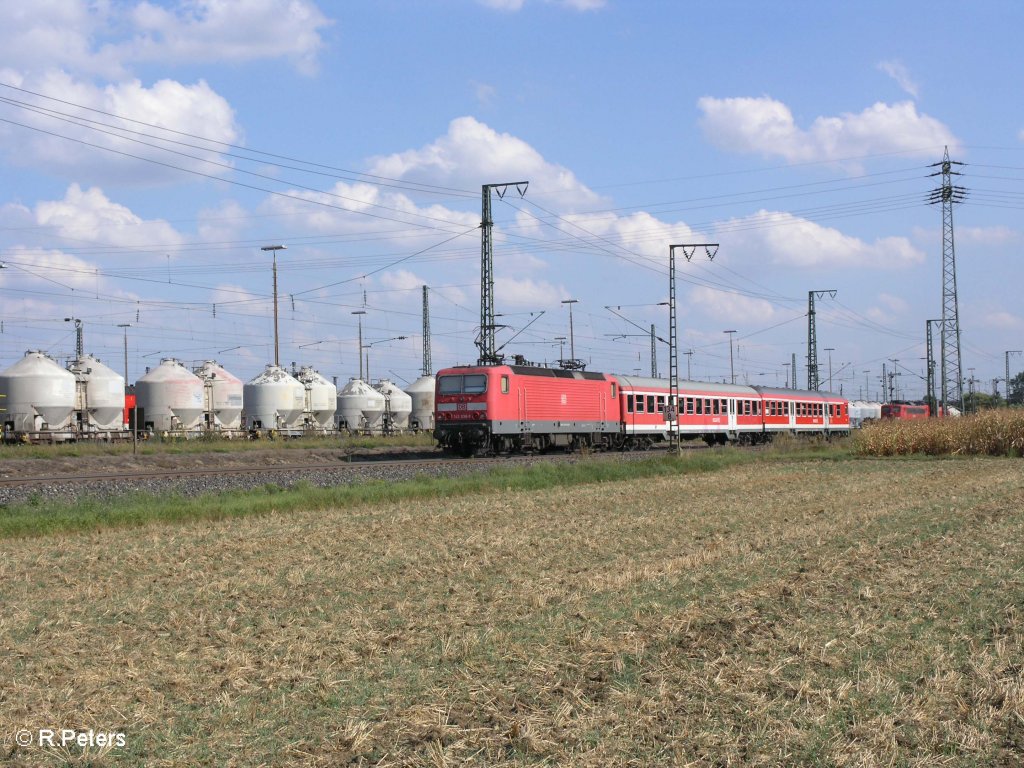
501,375 -> 509,394
438,374 -> 488,395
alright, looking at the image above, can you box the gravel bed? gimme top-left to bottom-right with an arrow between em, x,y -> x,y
0,451 -> 663,508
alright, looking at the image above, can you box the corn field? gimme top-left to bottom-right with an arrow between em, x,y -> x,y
853,409 -> 1024,456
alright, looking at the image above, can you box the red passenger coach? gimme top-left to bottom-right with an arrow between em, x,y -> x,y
753,387 -> 850,439
434,365 -> 621,455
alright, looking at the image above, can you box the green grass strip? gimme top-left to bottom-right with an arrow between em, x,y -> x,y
0,450 -> 766,540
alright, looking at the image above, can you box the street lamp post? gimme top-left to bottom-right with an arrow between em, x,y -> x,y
364,336 -> 406,384
561,299 -> 579,366
261,245 -> 287,367
824,347 -> 835,392
117,323 -> 137,455
117,324 -> 131,385
352,310 -> 366,380
724,330 -> 737,385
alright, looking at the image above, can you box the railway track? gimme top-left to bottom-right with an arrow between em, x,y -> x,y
0,447 -> 682,490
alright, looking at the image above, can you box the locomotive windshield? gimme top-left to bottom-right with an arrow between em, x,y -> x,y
438,374 -> 487,395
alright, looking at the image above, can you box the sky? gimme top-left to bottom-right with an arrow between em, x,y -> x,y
1,0 -> 1022,402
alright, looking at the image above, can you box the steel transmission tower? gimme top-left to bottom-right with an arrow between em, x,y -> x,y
421,285 -> 432,377
928,147 -> 967,413
806,290 -> 836,390
478,181 -> 528,365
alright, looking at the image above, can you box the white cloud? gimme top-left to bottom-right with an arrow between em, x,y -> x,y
0,1 -> 331,78
478,0 -> 526,10
197,200 -> 251,244
876,292 -> 909,314
975,308 -> 1024,332
34,184 -> 184,250
0,245 -> 97,292
514,209 -> 700,273
877,60 -> 919,98
477,0 -> 605,10
127,0 -> 332,76
718,210 -> 926,269
688,286 -> 777,326
495,276 -> 565,307
0,2 -> 123,79
379,269 -> 430,294
368,116 -> 604,211
472,81 -> 497,106
259,180 -> 479,237
697,96 -> 957,163
957,225 -> 1020,246
863,292 -> 912,326
0,72 -> 239,184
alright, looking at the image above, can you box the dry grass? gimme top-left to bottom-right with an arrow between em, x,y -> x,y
853,410 -> 1024,456
1,457 -> 1022,766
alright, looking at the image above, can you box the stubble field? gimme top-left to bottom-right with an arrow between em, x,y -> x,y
2,456 -> 1022,766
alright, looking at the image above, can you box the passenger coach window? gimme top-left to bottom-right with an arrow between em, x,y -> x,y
636,396 -> 645,413
657,395 -> 665,412
647,395 -> 655,413
627,395 -> 634,413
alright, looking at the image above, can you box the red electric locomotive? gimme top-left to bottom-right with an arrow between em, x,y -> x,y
880,402 -> 930,420
433,364 -> 620,455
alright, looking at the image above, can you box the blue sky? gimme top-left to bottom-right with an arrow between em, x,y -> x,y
1,0 -> 1022,400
